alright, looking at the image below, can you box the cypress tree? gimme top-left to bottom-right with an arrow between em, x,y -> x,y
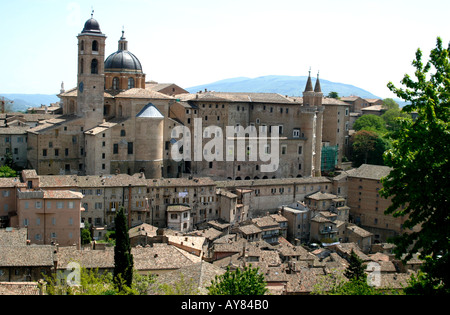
114,206 -> 134,291
344,249 -> 366,282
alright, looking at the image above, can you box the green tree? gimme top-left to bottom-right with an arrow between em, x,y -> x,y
42,266 -> 154,295
80,226 -> 92,245
353,114 -> 387,134
207,265 -> 268,295
381,108 -> 411,132
381,37 -> 450,294
382,98 -> 400,110
113,206 -> 134,292
351,130 -> 390,166
0,165 -> 17,177
328,91 -> 340,99
344,250 -> 367,282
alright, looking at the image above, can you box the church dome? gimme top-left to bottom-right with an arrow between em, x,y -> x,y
81,17 -> 102,34
105,31 -> 143,73
104,50 -> 143,73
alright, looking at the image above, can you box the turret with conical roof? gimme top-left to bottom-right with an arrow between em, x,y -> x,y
302,69 -> 323,107
303,69 -> 315,106
314,71 -> 323,106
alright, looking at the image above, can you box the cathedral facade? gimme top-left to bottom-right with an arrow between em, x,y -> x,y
26,15 -> 339,180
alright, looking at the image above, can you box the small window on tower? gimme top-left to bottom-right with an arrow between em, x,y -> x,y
80,59 -> 84,74
91,59 -> 98,74
92,40 -> 98,52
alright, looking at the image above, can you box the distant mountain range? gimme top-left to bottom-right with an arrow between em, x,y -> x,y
186,75 -> 381,99
0,94 -> 59,112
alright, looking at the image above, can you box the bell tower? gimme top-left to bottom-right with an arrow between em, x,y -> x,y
77,11 -> 107,130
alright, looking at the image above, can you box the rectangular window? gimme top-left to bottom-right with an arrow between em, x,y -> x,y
113,144 -> 119,154
128,142 -> 134,154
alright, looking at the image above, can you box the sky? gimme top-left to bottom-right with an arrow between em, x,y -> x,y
1,0 -> 449,98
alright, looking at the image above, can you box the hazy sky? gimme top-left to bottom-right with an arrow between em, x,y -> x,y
1,0 -> 449,98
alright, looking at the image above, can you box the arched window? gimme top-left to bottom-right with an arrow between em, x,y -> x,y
118,105 -> 123,117
80,40 -> 84,51
92,40 -> 98,52
80,58 -> 84,74
112,77 -> 119,90
91,59 -> 98,74
128,77 -> 135,89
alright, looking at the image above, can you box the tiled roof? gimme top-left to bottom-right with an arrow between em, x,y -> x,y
348,164 -> 392,180
216,176 -> 331,188
0,246 -> 55,267
307,191 -> 338,200
39,173 -> 147,189
0,228 -> 28,246
0,177 -> 20,188
148,177 -> 216,187
27,115 -> 82,135
252,216 -> 279,228
167,205 -> 191,212
56,244 -> 197,272
346,224 -> 373,238
22,169 -> 38,179
56,246 -> 114,270
132,244 -> 196,271
322,98 -> 350,106
176,91 -> 301,104
115,88 -> 175,100
238,224 -> 262,235
0,282 -> 41,295
0,126 -> 29,134
43,190 -> 83,199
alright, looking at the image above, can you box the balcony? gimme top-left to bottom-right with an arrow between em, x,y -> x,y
320,227 -> 338,234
